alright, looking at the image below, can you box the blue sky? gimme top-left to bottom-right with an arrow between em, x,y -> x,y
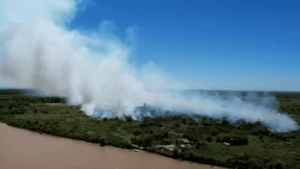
70,0 -> 300,91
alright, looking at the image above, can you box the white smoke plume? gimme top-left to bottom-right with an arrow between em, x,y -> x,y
0,0 -> 298,132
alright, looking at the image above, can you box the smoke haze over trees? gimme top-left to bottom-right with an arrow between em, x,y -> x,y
0,0 -> 298,132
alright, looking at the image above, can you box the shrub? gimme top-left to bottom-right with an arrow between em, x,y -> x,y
186,151 -> 220,166
195,141 -> 206,149
99,137 -> 106,146
216,134 -> 231,143
267,160 -> 285,169
230,135 -> 249,145
206,136 -> 213,142
133,129 -> 142,136
211,129 -> 219,136
252,127 -> 270,136
216,134 -> 248,146
269,133 -> 288,141
41,110 -> 48,114
131,136 -> 152,147
183,131 -> 199,142
225,153 -> 261,169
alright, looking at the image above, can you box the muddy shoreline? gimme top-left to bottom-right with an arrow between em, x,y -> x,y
0,123 -> 221,169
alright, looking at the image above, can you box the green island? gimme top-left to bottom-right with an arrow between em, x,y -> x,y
1,89 -> 300,169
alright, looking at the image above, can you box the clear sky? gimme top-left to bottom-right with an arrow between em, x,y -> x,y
70,0 -> 300,91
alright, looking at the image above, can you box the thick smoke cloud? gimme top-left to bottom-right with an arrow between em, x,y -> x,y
0,0 -> 298,132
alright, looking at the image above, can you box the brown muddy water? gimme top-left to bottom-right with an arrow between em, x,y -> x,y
0,123 -> 221,169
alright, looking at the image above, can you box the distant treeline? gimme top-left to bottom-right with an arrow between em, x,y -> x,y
1,88 -> 300,95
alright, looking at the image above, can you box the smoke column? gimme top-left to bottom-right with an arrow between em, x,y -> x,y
0,0 -> 298,132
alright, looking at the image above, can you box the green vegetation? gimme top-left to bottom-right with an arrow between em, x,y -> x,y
0,90 -> 300,169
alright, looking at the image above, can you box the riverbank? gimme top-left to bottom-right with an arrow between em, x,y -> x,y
0,92 -> 300,168
0,123 -> 219,169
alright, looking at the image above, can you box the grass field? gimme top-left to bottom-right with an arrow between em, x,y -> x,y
0,89 -> 300,169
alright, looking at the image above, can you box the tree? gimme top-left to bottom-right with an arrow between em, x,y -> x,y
125,115 -> 133,122
173,147 -> 179,159
221,117 -> 230,126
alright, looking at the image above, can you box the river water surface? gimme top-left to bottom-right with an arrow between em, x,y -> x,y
0,123 -> 221,169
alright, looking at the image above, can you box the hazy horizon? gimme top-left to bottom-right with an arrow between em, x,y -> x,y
0,0 -> 300,91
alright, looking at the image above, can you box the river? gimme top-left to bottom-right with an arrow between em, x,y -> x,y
0,123 -> 221,169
